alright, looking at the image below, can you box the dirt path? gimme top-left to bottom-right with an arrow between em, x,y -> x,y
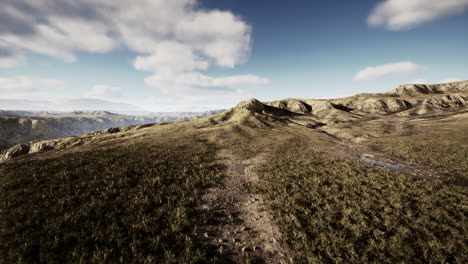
198,149 -> 291,263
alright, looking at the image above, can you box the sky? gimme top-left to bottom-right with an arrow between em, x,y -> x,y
0,0 -> 467,111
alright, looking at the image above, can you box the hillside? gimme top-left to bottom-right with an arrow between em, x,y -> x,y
0,110 -> 224,150
0,81 -> 467,263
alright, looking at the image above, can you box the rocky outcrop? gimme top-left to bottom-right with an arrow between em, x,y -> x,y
390,81 -> 468,95
408,94 -> 468,115
236,99 -> 266,113
1,144 -> 31,160
355,98 -> 412,114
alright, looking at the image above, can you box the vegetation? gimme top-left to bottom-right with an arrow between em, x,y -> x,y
254,138 -> 467,263
1,85 -> 468,263
0,131 -> 225,263
369,125 -> 468,184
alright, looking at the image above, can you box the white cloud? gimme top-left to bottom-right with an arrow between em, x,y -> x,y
408,78 -> 428,84
438,78 -> 462,83
354,61 -> 426,81
133,42 -> 209,74
85,85 -> 122,99
0,76 -> 65,91
368,0 -> 468,31
145,72 -> 269,93
0,53 -> 24,68
0,76 -> 65,98
0,0 -> 267,101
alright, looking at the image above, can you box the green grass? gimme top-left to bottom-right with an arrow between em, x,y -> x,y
255,138 -> 467,263
369,130 -> 468,184
0,132 -> 225,263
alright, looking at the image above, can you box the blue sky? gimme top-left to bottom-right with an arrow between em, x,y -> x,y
1,0 -> 467,111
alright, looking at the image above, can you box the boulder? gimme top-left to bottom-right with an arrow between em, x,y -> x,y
2,144 -> 30,160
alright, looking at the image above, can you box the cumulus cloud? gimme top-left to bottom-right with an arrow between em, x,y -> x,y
85,85 -> 123,99
368,0 -> 468,31
354,61 -> 426,81
0,0 -> 267,99
145,72 -> 269,93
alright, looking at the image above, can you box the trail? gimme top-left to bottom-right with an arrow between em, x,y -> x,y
198,149 -> 291,263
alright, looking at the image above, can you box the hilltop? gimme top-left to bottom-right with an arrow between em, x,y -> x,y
1,81 -> 467,263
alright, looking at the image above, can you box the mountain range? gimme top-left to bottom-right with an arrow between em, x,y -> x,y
1,81 -> 467,263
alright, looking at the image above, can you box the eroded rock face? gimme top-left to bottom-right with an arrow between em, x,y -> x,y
236,99 -> 266,113
356,98 -> 412,114
390,81 -> 468,95
29,141 -> 56,153
266,100 -> 312,114
269,101 -> 288,110
423,94 -> 467,108
1,144 -> 30,160
288,101 -> 312,114
385,99 -> 412,112
308,101 -> 335,115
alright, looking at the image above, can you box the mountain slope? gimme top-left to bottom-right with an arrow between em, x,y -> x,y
0,81 -> 467,263
0,110 -> 223,150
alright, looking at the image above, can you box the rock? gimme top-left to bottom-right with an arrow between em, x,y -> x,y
308,101 -> 335,115
288,100 -> 312,114
2,144 -> 30,160
241,247 -> 252,252
390,81 -> 468,95
107,127 -> 121,133
235,99 -> 265,113
385,99 -> 412,112
29,141 -> 56,153
422,94 -> 467,109
357,99 -> 388,114
356,98 -> 412,114
269,101 -> 288,110
306,121 -> 326,129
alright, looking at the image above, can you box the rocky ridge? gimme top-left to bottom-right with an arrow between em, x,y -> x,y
1,81 -> 466,162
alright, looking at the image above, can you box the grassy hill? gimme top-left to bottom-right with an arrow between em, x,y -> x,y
1,81 -> 467,263
0,110 -> 223,151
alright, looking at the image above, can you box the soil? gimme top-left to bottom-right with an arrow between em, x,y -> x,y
197,149 -> 291,263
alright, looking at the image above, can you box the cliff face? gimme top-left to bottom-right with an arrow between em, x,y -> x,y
0,111 -> 223,150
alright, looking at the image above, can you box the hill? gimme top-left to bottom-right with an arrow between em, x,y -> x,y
0,110 -> 224,150
0,81 -> 467,263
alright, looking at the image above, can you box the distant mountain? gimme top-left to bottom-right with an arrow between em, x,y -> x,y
1,81 -> 467,264
0,98 -> 149,115
0,110 -> 224,150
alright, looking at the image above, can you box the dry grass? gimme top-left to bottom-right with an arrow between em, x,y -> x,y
253,138 -> 467,263
368,116 -> 468,184
0,129 -> 227,263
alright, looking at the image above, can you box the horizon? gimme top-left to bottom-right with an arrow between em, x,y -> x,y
1,0 -> 467,112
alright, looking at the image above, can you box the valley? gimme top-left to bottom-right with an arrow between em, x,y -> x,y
0,81 -> 467,263
0,110 -> 223,151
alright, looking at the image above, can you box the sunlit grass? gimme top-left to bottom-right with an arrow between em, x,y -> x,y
254,138 -> 467,263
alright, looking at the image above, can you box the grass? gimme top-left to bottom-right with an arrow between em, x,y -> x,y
0,130 -> 225,263
1,105 -> 467,263
368,127 -> 468,184
254,138 -> 467,263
